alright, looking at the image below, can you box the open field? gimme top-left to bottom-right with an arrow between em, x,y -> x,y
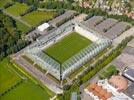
0,58 -> 21,93
16,20 -> 30,33
22,10 -> 56,26
0,0 -> 13,8
0,80 -> 52,100
45,32 -> 92,63
0,58 -> 55,100
5,3 -> 29,16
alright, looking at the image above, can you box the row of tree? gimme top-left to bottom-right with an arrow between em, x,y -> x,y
12,0 -> 40,6
0,11 -> 30,61
0,80 -> 23,97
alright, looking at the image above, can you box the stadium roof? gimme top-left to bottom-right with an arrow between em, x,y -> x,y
25,20 -> 111,80
37,23 -> 50,32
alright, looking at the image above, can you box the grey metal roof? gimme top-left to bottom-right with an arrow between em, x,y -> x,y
49,10 -> 76,26
83,16 -> 104,27
96,18 -> 118,32
125,68 -> 134,79
105,22 -> 131,39
124,83 -> 134,99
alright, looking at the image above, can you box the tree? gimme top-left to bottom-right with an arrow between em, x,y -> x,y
0,11 -> 29,61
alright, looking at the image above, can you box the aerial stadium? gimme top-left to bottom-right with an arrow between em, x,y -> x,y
24,20 -> 111,81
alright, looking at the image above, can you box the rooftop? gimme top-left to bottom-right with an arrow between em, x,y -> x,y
123,47 -> 134,56
84,77 -> 133,100
83,16 -> 104,27
86,83 -> 113,100
127,39 -> 134,48
123,68 -> 134,82
111,53 -> 134,71
49,10 -> 76,27
124,83 -> 134,99
105,22 -> 131,39
96,18 -> 118,32
109,75 -> 128,92
37,23 -> 50,32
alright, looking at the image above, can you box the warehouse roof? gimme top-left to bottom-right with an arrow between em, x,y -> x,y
105,22 -> 131,39
83,16 -> 104,27
96,18 -> 118,32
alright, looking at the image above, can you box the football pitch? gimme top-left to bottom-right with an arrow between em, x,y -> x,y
44,32 -> 92,63
5,2 -> 29,16
0,58 -> 54,100
0,59 -> 21,93
22,10 -> 56,26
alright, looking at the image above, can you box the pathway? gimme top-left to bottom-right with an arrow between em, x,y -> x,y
2,10 -> 31,27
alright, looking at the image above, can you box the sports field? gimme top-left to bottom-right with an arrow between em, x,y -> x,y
5,2 -> 29,16
1,80 -> 52,100
0,0 -> 13,8
45,32 -> 92,63
16,20 -> 30,33
22,10 -> 56,26
0,59 -> 21,93
0,58 -> 54,100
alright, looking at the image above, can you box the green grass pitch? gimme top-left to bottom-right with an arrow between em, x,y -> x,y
0,0 -> 13,8
1,80 -> 53,100
0,58 -> 21,93
0,58 -> 54,100
22,10 -> 56,26
45,32 -> 92,63
5,2 -> 29,16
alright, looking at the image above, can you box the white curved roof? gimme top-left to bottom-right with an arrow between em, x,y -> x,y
37,23 -> 50,32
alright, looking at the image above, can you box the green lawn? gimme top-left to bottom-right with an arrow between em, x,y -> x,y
1,80 -> 52,100
5,2 -> 29,16
99,65 -> 119,79
22,10 -> 56,26
0,58 -> 21,93
16,20 -> 30,33
0,0 -> 13,8
0,58 -> 55,100
45,32 -> 92,63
